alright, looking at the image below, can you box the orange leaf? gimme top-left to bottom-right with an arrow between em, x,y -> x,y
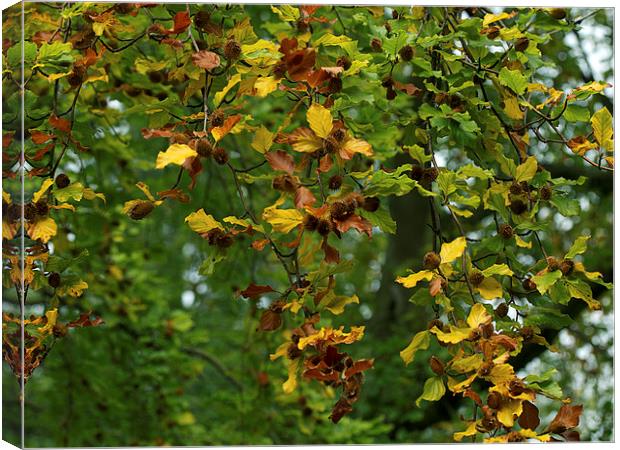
49,115 -> 71,133
294,186 -> 316,209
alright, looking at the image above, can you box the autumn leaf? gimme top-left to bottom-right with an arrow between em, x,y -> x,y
265,150 -> 295,174
192,50 -> 221,71
400,330 -> 430,365
548,404 -> 583,434
307,104 -> 333,139
26,217 -> 57,243
251,126 -> 274,153
294,186 -> 316,208
396,270 -> 434,288
439,237 -> 467,264
156,144 -> 198,169
185,209 -> 224,234
262,197 -> 303,233
239,283 -> 275,299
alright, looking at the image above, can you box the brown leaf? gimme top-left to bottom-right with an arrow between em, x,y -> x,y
294,186 -> 316,209
258,309 -> 282,331
344,358 -> 374,378
3,131 -> 14,148
157,188 -> 190,203
321,238 -> 340,264
548,404 -> 583,434
330,398 -> 353,424
265,150 -> 295,174
285,48 -> 316,81
393,80 -> 421,96
49,115 -> 71,133
66,312 -> 104,328
30,130 -> 55,145
192,50 -> 221,71
463,389 -> 482,406
240,283 -> 275,299
518,400 -> 540,430
168,11 -> 191,35
30,143 -> 55,161
334,214 -> 372,237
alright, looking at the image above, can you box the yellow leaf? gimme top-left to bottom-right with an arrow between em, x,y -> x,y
503,95 -> 523,120
251,126 -> 274,153
64,280 -> 89,297
155,144 -> 197,169
269,342 -> 289,361
254,76 -> 279,97
450,353 -> 483,374
482,10 -> 517,27
476,277 -> 503,300
185,209 -> 224,234
135,181 -> 157,201
223,216 -> 264,233
447,372 -> 478,393
341,137 -> 373,158
591,106 -> 613,151
466,303 -> 492,328
33,178 -> 54,203
439,236 -> 466,264
2,190 -> 11,204
486,363 -> 515,385
481,264 -> 513,277
514,156 -> 537,182
27,217 -> 57,243
395,270 -> 434,288
37,309 -> 58,334
262,197 -> 303,233
497,398 -> 523,427
49,203 -> 76,212
214,73 -> 241,106
430,325 -> 472,344
2,220 -> 17,240
307,103 -> 333,139
453,421 -> 480,442
515,235 -> 532,248
291,129 -> 323,153
283,358 -> 300,394
320,293 -> 359,315
400,330 -> 430,365
82,188 -> 106,203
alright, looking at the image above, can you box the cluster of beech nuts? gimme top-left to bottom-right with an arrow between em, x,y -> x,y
303,194 -> 380,237
508,181 -> 552,216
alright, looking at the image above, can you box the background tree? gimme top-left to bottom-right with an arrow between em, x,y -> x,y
2,3 -> 613,446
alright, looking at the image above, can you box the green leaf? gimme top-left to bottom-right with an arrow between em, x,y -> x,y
498,68 -> 528,95
565,235 -> 590,259
400,330 -> 430,365
359,208 -> 397,234
416,376 -> 446,407
531,270 -> 562,294
365,165 -> 415,197
36,41 -> 74,74
45,250 -> 89,274
563,105 -> 590,123
7,42 -> 37,69
550,196 -> 580,216
566,279 -> 601,310
525,369 -> 563,400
